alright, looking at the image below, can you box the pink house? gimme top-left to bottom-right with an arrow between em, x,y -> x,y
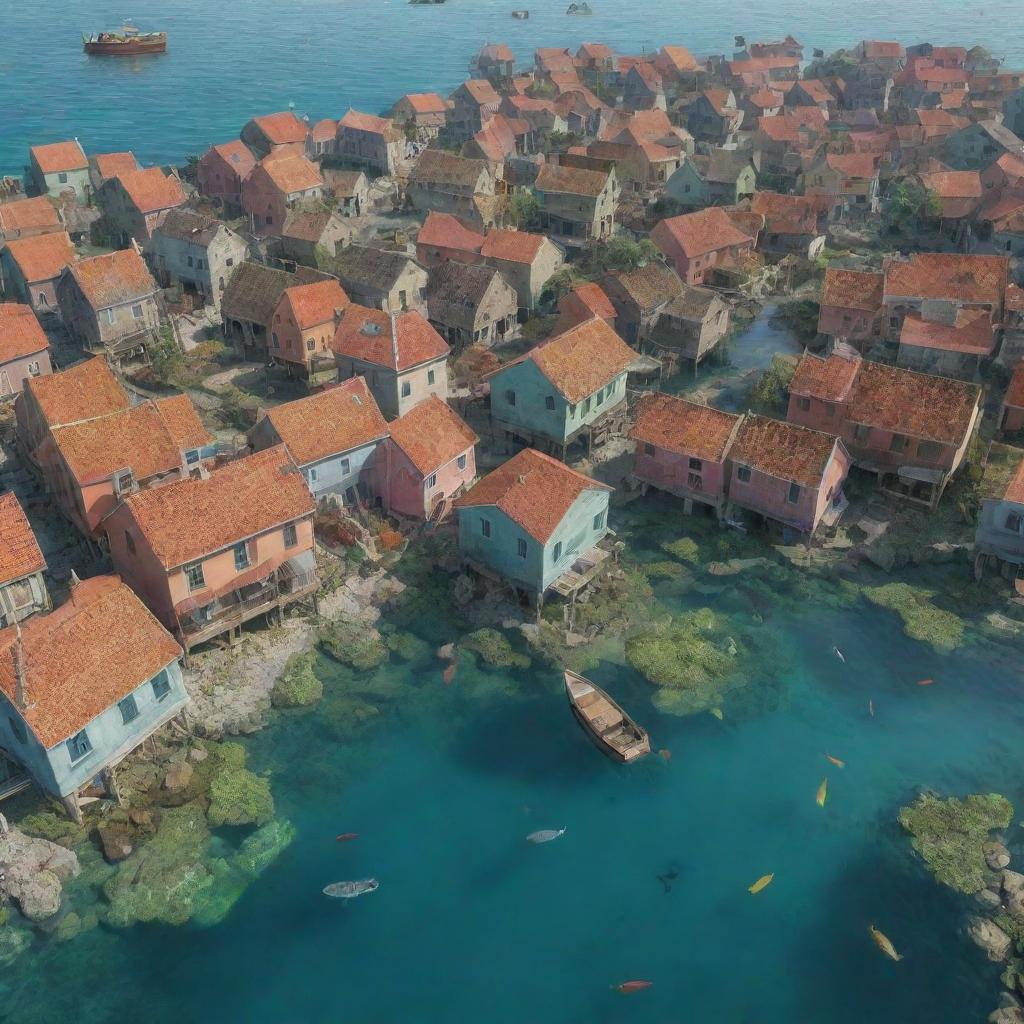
241,154 -> 323,235
0,304 -> 51,398
1002,365 -> 1024,434
650,207 -> 754,285
269,279 -> 350,381
726,414 -> 851,536
629,392 -> 742,517
817,267 -> 886,351
554,281 -> 617,334
379,395 -> 478,519
197,141 -> 257,210
414,211 -> 485,268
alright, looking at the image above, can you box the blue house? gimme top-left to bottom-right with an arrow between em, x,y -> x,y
0,575 -> 186,822
488,317 -> 636,460
454,447 -> 613,605
248,376 -> 390,505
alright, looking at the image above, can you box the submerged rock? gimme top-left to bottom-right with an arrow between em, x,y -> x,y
319,618 -> 388,671
206,743 -> 274,828
271,651 -> 324,708
972,916 -> 1013,961
460,628 -> 531,670
988,842 -> 1013,871
97,826 -> 133,864
0,827 -> 80,921
0,925 -> 32,965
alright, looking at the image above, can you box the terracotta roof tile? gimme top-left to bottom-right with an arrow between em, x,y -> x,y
0,304 -> 49,364
30,141 -> 87,175
751,191 -> 819,235
919,170 -> 983,199
731,415 -> 839,487
115,167 -> 186,214
340,109 -> 395,136
91,152 -> 139,181
459,80 -> 501,106
899,309 -> 995,356
121,446 -> 315,569
401,93 -> 448,114
310,119 -> 339,143
1004,364 -> 1024,409
258,154 -> 323,195
281,279 -> 349,330
332,305 -> 449,371
602,261 -> 681,312
821,267 -> 885,311
659,45 -> 698,73
479,228 -> 547,264
527,317 -> 635,404
748,88 -> 785,109
417,211 -> 485,253
263,376 -> 388,466
0,576 -> 182,748
3,232 -> 75,283
25,356 -> 129,429
251,111 -> 309,145
454,447 -> 610,542
629,392 -> 740,461
861,40 -> 905,59
68,249 -> 157,310
155,394 -> 213,452
0,492 -> 45,585
411,149 -> 491,189
210,140 -> 257,177
884,253 -> 1008,304
480,43 -> 515,62
388,395 -> 477,476
790,352 -> 862,403
825,152 -> 879,179
534,162 -> 610,198
653,207 -> 753,259
0,196 -> 60,236
578,42 -> 614,61
564,282 -> 616,320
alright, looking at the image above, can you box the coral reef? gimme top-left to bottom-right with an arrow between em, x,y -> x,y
206,743 -> 274,827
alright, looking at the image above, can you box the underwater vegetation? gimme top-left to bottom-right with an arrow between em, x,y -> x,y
271,652 -> 324,708
864,582 -> 967,652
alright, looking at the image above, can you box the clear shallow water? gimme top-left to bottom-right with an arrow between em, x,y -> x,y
2,0 -> 1024,176
4,497 -> 1024,1024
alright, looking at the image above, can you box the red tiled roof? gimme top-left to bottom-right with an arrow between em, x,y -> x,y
68,248 -> 157,310
748,88 -> 785,109
120,445 -> 315,569
402,93 -> 448,115
454,447 -> 610,542
751,191 -> 818,236
821,267 -> 885,311
252,111 -> 308,145
861,40 -> 905,59
155,394 -> 213,452
417,212 -> 485,253
480,228 -> 547,264
578,42 -> 614,61
563,282 -> 616,320
332,305 -> 450,371
526,317 -> 635,404
459,80 -> 501,106
211,140 -> 257,177
3,232 -> 74,283
25,356 -> 129,429
794,79 -> 834,104
30,141 -> 87,175
0,304 -> 49,364
91,152 -> 138,181
884,253 -> 1008,304
731,415 -> 839,488
789,352 -> 862,402
0,492 -> 45,586
263,376 -> 388,466
629,392 -> 740,461
659,45 -> 698,73
535,162 -> 610,198
388,395 -> 478,476
899,309 -> 996,356
310,119 -> 338,142
919,170 -> 983,199
340,109 -> 394,136
116,167 -> 186,214
281,280 -> 349,330
481,43 -> 515,62
825,152 -> 879,179
258,154 -> 323,195
0,576 -> 182,748
653,207 -> 753,259
1004,364 -> 1024,410
0,196 -> 60,235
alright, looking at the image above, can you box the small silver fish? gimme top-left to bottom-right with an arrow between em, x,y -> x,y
526,828 -> 566,844
833,646 -> 846,663
323,878 -> 379,899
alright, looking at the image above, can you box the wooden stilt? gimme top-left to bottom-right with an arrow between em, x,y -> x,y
61,792 -> 83,825
103,767 -> 123,806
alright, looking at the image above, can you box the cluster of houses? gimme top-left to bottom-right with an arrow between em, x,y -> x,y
3,30 -> 1024,822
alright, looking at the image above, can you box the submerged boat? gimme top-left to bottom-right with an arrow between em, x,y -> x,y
566,1 -> 592,13
564,671 -> 650,763
323,879 -> 379,899
83,23 -> 167,55
512,9 -> 530,17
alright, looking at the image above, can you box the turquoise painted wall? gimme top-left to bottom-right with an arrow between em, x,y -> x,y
541,488 -> 610,590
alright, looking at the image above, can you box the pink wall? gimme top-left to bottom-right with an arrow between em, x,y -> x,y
1004,406 -> 1024,432
632,442 -> 727,503
814,447 -> 851,528
0,350 -> 51,398
817,304 -> 882,348
380,442 -> 476,519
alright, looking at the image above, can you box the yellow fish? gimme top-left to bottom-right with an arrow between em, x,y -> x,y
748,873 -> 774,894
825,754 -> 845,768
709,707 -> 724,720
869,924 -> 903,961
816,778 -> 828,807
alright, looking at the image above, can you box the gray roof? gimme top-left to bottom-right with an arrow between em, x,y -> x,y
663,283 -> 725,321
154,208 -> 224,246
221,261 -> 330,325
690,148 -> 754,184
411,149 -> 490,189
281,204 -> 348,243
426,261 -> 506,312
976,120 -> 1024,150
329,244 -> 422,293
602,261 -> 682,314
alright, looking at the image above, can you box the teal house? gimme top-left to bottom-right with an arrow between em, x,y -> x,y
454,447 -> 613,604
488,317 -> 636,460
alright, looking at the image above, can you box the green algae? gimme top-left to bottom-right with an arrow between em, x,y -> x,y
661,537 -> 700,564
898,793 -> 1013,893
0,926 -> 32,966
271,652 -> 324,708
18,810 -> 87,847
864,582 -> 966,652
319,618 -> 389,671
641,560 -> 688,581
207,743 -> 274,828
461,628 -> 531,670
383,629 -> 432,662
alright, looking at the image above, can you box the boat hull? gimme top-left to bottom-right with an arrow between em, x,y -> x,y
564,670 -> 650,763
84,38 -> 167,55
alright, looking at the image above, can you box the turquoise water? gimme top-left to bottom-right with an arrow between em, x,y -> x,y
5,496 -> 1024,1023
3,0 -> 1024,176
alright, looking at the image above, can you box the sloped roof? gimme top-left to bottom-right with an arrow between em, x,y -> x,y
30,141 -> 87,175
918,169 -> 983,199
458,80 -> 502,105
0,196 -> 60,235
899,308 -> 995,355
824,152 -> 879,179
821,267 -> 885,310
3,232 -> 75,283
884,253 -> 1008,303
258,154 -> 323,195
662,283 -> 725,322
691,148 -> 754,184
155,394 -> 213,452
281,279 -> 349,329
120,445 -> 315,569
0,576 -> 182,748
0,303 -> 49,363
221,262 -> 327,325
67,248 -> 156,310
417,211 -> 485,252
332,305 -> 449,371
115,167 -> 186,214
340,108 -> 395,136
281,204 -> 347,244
411,148 -> 490,188
388,395 -> 478,475
562,281 -> 617,320
534,162 -> 610,198
603,261 -> 682,312
310,119 -> 339,142
25,356 -> 129,430
479,228 -> 547,264
731,415 -> 840,487
526,317 -> 635,404
454,447 -> 611,542
629,392 -> 740,461
480,43 -> 515,62
208,140 -> 257,177
330,244 -> 422,294
155,208 -> 225,246
659,45 -> 698,73
400,93 -> 448,114
262,376 -> 388,466
250,111 -> 308,145
426,260 -> 505,310
653,207 -> 753,259
0,492 -> 45,586
789,352 -> 862,402
751,190 -> 819,235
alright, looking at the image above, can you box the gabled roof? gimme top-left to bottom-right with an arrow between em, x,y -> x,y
330,244 -> 422,293
561,281 -> 617,321
0,576 -> 182,749
630,392 -> 740,461
662,283 -> 726,322
280,279 -> 349,329
310,118 -> 338,143
731,415 -> 840,487
479,228 -> 548,264
426,260 -> 506,310
3,231 -> 75,283
67,248 -> 156,310
332,305 -> 449,371
115,167 -> 186,214
154,208 -> 226,246
578,42 -> 614,61
0,304 -> 49,364
0,196 -> 60,236
751,191 -> 819,236
658,45 -> 698,73
480,43 -> 515,63
821,267 -> 885,310
454,447 -> 611,543
884,253 -> 1008,303
918,169 -> 983,199
411,148 -> 491,188
793,79 -> 834,104
689,148 -> 754,184
119,446 -> 315,569
222,262 -> 298,325
388,395 -> 478,476
0,492 -> 45,586
860,40 -> 905,60
824,152 -> 879,179
789,352 -> 862,403
30,140 -> 87,175
90,152 -> 139,182
747,88 -> 785,109
417,211 -> 485,253
339,108 -> 395,136
25,356 -> 129,430
250,111 -> 308,145
653,207 -> 753,259
257,153 -> 323,195
456,79 -> 501,106
207,140 -> 257,177
400,93 -> 448,115
262,376 -> 388,466
155,394 -> 213,452
899,308 -> 995,356
281,204 -> 347,244
603,261 -> 682,312
534,162 -> 610,198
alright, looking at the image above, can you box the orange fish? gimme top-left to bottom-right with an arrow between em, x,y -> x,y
825,754 -> 845,768
335,833 -> 359,842
916,679 -> 935,686
443,663 -> 457,686
659,749 -> 672,762
616,980 -> 653,994
868,700 -> 875,717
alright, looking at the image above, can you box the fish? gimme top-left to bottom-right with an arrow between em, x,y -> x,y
709,707 -> 724,720
527,828 -> 565,844
616,980 -> 653,994
833,646 -> 846,663
868,700 -> 875,717
659,748 -> 672,762
748,873 -> 774,894
825,754 -> 845,768
443,663 -> 457,686
816,778 -> 828,808
869,924 -> 903,961
335,832 -> 359,842
323,878 -> 379,899
916,678 -> 935,686
656,868 -> 678,893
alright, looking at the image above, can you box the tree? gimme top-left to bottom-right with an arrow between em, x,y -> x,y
507,191 -> 544,231
578,236 -> 659,276
884,180 -> 941,234
149,324 -> 184,385
539,268 -> 576,310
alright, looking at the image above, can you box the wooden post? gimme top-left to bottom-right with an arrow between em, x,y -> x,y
61,792 -> 83,825
102,767 -> 123,806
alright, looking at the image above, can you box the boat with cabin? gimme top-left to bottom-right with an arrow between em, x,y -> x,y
83,23 -> 167,55
564,670 -> 650,763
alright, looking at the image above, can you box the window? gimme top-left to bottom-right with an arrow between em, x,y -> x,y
58,172 -> 68,184
854,424 -> 871,442
339,457 -> 351,476
480,517 -> 491,538
584,396 -> 591,413
272,332 -> 280,349
426,473 -> 437,489
184,562 -> 206,591
889,434 -> 907,453
131,304 -> 143,319
226,258 -> 234,268
27,361 -> 40,376
517,538 -> 528,558
917,440 -> 941,460
552,541 -> 563,562
125,530 -> 136,555
283,523 -> 298,548
797,397 -> 811,412
787,481 -> 801,503
187,256 -> 194,268
427,369 -> 436,385
506,389 -> 517,406
8,716 -> 26,744
688,457 -> 702,471
118,694 -> 139,725
545,395 -> 555,410
644,442 -> 656,456
1006,513 -> 1024,534
151,671 -> 171,702
67,729 -> 92,763
825,403 -> 835,418
103,308 -> 115,325
593,511 -> 605,530
401,381 -> 412,398
399,290 -> 408,309
457,454 -> 467,471
307,338 -> 315,351
233,542 -> 249,571
688,472 -> 703,490
737,466 -> 751,483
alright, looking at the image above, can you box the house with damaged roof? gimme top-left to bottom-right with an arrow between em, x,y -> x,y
0,492 -> 49,626
425,261 -> 519,349
0,574 -> 187,822
787,351 -> 981,509
327,244 -> 428,315
249,376 -> 389,503
488,317 -> 635,460
599,261 -> 682,345
407,150 -> 502,229
107,446 -> 318,655
533,162 -> 618,245
0,304 -> 52,398
645,284 -> 731,372
454,447 -> 613,607
664,149 -> 757,210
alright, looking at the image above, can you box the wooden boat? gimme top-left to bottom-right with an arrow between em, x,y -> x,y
83,24 -> 167,55
564,670 -> 650,763
512,9 -> 530,17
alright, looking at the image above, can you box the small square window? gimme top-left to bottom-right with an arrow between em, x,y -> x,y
131,304 -> 143,319
185,562 -> 206,591
428,369 -> 436,385
1006,512 -> 1024,534
593,511 -> 605,531
283,522 -> 298,547
825,403 -> 835,417
552,541 -> 563,562
797,397 -> 811,412
67,729 -> 92,763
233,542 -> 249,571
151,671 -> 171,702
401,381 -> 412,398
787,481 -> 801,504
340,458 -> 351,475
426,473 -> 437,489
506,390 -> 517,407
688,457 -> 702,471
917,440 -> 941,460
644,443 -> 655,456
119,694 -> 139,725
890,434 -> 907,452
737,466 -> 752,483
103,308 -> 115,325
545,395 -> 555,410
517,538 -> 528,558
457,454 -> 467,471
481,517 -> 491,538
58,172 -> 68,184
